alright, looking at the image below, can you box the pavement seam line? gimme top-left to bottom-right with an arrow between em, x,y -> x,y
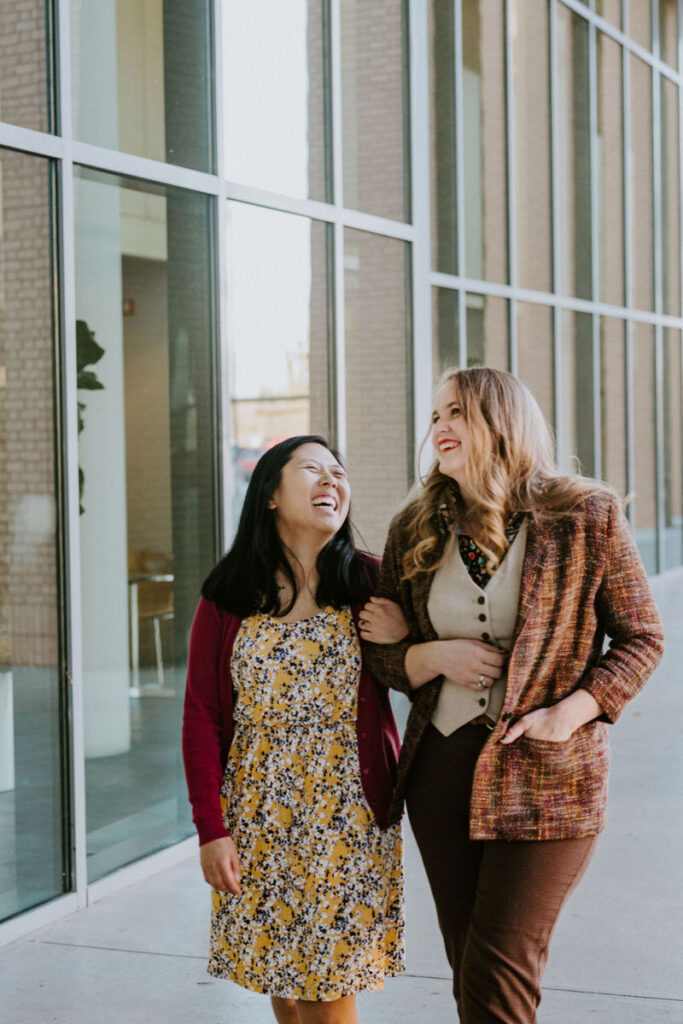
38,940 -> 206,961
399,974 -> 683,1003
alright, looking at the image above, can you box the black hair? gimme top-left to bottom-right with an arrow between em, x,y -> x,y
202,435 -> 375,616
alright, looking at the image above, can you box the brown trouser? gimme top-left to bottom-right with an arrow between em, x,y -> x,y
405,722 -> 597,1024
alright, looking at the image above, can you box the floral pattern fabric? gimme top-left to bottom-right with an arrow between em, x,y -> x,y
456,511 -> 526,588
208,606 -> 405,1001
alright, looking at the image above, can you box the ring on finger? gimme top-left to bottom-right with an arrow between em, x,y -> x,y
477,675 -> 486,689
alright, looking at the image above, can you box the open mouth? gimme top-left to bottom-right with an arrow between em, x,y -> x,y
438,440 -> 460,452
312,496 -> 338,511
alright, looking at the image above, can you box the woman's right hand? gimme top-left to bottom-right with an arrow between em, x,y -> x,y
438,638 -> 507,691
199,836 -> 242,895
405,637 -> 507,690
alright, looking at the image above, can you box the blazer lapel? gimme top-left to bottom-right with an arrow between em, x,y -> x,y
511,515 -> 548,643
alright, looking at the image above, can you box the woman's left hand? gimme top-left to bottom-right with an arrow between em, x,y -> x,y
359,597 -> 410,644
500,689 -> 603,745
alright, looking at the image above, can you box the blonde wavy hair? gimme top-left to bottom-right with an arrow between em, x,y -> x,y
402,366 -> 611,580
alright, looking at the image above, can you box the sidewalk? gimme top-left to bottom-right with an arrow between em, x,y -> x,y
3,569 -> 682,1024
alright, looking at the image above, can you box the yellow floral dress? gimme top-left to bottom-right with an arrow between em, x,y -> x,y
208,606 -> 405,1001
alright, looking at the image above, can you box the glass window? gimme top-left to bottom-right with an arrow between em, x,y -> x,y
0,1 -> 52,133
73,168 -> 217,881
429,0 -> 457,274
630,57 -> 654,312
557,8 -> 591,300
341,0 -> 410,222
466,293 -> 508,370
661,79 -> 681,318
344,229 -> 411,554
463,0 -> 508,283
595,0 -> 622,29
628,0 -> 652,50
516,302 -> 554,427
600,317 -> 628,497
430,0 -> 456,274
557,310 -> 595,476
632,323 -> 657,573
663,329 -> 682,569
432,288 -> 460,377
660,0 -> 678,68
222,1 -> 330,201
512,0 -> 552,293
0,149 -> 65,922
71,0 -> 213,172
597,32 -> 625,308
226,203 -> 332,526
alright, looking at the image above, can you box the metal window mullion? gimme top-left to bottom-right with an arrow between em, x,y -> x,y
428,268 -> 683,327
409,0 -> 432,474
589,19 -> 602,479
550,1 -> 564,463
330,0 -> 346,453
211,0 -> 234,551
505,0 -> 517,374
454,0 -> 467,367
653,45 -> 666,572
679,0 -> 683,559
623,6 -> 635,522
0,121 -> 63,158
56,0 -> 88,907
558,0 -> 682,86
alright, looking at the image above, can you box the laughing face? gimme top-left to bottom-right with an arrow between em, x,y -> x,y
431,381 -> 470,482
269,441 -> 351,542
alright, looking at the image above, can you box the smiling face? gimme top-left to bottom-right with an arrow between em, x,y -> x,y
431,381 -> 470,483
269,441 -> 351,543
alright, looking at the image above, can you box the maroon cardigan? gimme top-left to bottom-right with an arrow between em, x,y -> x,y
182,560 -> 401,846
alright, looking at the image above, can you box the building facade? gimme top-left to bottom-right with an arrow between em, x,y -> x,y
0,0 -> 681,939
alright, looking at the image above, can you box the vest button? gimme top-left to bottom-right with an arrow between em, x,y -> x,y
481,632 -> 490,640
478,613 -> 487,622
478,697 -> 486,707
477,596 -> 485,605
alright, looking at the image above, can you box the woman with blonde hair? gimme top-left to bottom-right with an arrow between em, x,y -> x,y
360,367 -> 663,1024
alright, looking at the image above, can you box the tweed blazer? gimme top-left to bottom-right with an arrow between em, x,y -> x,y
363,491 -> 664,840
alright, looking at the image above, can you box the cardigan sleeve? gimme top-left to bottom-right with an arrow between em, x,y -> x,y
580,495 -> 665,722
182,597 -> 231,845
361,509 -> 434,697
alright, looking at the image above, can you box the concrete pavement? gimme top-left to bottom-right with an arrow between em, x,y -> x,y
2,568 -> 682,1023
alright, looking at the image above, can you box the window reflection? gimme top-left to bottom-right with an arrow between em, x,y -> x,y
630,58 -> 654,312
556,310 -> 595,475
557,8 -> 591,300
632,323 -> 657,573
0,150 -> 64,921
662,79 -> 681,318
663,329 -> 683,568
222,0 -> 330,200
466,293 -> 508,370
74,168 -> 216,880
345,229 -> 410,553
600,317 -> 628,498
660,0 -> 678,68
597,33 -> 625,307
341,0 -> 409,222
429,0 -> 457,274
512,0 -> 552,292
432,288 -> 460,376
516,302 -> 554,427
226,203 -> 331,525
463,0 -> 508,283
71,0 -> 212,171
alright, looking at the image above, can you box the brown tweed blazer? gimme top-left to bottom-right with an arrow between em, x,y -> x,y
363,491 -> 664,840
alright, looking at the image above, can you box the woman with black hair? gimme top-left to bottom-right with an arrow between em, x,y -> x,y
182,436 -> 406,1024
